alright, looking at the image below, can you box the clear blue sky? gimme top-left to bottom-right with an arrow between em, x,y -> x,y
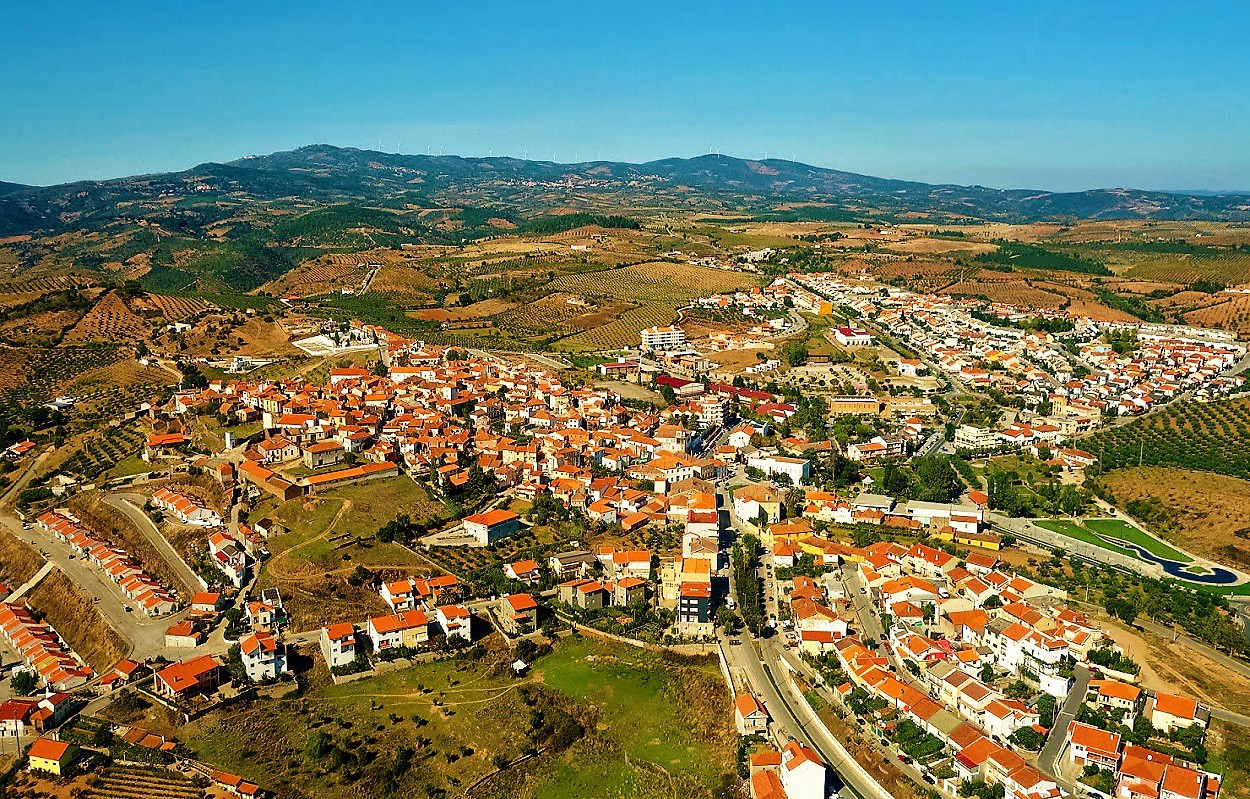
4,1 -> 1248,192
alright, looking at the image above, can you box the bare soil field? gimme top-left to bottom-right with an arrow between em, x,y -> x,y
1185,294 -> 1250,334
26,569 -> 128,673
1099,466 -> 1250,569
942,277 -> 1065,309
883,237 -> 997,255
1102,614 -> 1250,717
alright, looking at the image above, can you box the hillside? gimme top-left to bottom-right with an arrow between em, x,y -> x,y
2,145 -> 1250,242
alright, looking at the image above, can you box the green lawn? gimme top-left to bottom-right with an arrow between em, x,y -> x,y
105,453 -> 152,479
1035,519 -> 1136,559
1083,519 -> 1192,563
534,637 -> 735,794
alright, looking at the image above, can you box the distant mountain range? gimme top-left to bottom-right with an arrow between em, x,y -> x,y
3,144 -> 1250,237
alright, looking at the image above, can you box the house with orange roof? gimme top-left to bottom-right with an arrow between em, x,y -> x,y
436,604 -> 473,642
154,655 -> 223,700
498,593 -> 539,635
1068,720 -> 1123,768
735,693 -> 769,735
367,609 -> 430,652
463,508 -> 522,545
320,623 -> 358,670
240,630 -> 287,681
1150,692 -> 1206,734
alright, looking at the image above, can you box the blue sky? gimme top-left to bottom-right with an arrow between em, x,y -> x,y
3,2 -> 1248,191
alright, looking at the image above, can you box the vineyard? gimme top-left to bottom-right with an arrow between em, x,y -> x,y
1184,294 -> 1250,335
364,263 -> 440,305
1083,396 -> 1250,481
133,293 -> 214,320
263,256 -> 373,298
59,422 -> 146,477
0,344 -> 123,410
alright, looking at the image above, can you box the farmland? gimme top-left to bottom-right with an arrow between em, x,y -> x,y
544,261 -> 758,352
1082,397 -> 1250,481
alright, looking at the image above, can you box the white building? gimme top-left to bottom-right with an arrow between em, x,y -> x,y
780,739 -> 826,799
319,623 -> 357,669
239,630 -> 287,681
640,326 -> 686,350
436,605 -> 473,642
746,453 -> 810,485
955,424 -> 1001,452
833,326 -> 873,347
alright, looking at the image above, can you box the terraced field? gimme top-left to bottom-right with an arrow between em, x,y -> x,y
80,764 -> 205,799
63,290 -> 148,342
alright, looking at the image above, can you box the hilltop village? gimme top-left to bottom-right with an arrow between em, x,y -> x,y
3,286 -> 1244,799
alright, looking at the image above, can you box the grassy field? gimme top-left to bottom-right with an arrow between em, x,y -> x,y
1099,467 -> 1250,570
1037,518 -> 1194,563
1082,518 -> 1192,563
183,635 -> 736,799
254,475 -> 452,630
1035,519 -> 1136,559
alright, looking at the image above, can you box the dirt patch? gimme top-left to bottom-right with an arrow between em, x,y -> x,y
1092,611 -> 1250,715
26,569 -> 128,673
1099,466 -> 1250,568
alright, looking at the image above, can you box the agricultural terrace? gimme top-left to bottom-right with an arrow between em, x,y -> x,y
546,262 -> 759,352
182,635 -> 735,799
1083,397 -> 1250,482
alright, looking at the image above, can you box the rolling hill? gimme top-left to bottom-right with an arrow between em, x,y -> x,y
2,145 -> 1249,240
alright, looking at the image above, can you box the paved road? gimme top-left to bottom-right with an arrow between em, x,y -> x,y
0,506 -> 176,661
106,492 -> 205,595
723,634 -> 871,799
1039,665 -> 1089,789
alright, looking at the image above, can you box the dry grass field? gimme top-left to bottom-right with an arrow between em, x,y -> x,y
1099,466 -> 1250,569
0,525 -> 44,586
26,570 -> 128,673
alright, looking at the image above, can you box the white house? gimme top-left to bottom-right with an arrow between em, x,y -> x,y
746,453 -> 810,486
239,630 -> 287,681
320,623 -> 357,669
833,326 -> 873,346
436,605 -> 473,642
152,488 -> 222,527
780,739 -> 826,799
207,531 -> 248,588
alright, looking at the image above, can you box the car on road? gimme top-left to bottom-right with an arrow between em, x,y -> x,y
124,606 -> 133,613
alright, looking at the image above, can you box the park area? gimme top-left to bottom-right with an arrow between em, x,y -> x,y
180,634 -> 736,799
